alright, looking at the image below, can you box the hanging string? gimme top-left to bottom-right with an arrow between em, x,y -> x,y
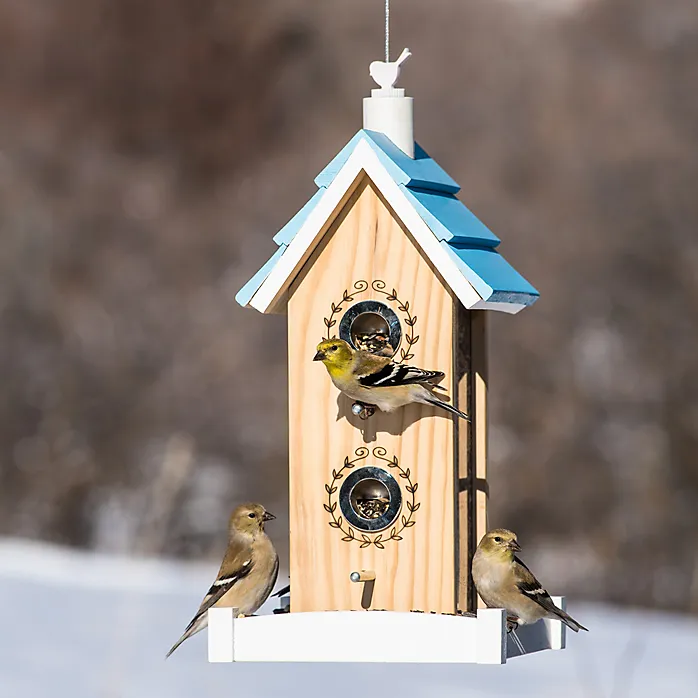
385,0 -> 390,62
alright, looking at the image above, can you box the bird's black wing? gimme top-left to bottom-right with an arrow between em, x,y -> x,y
513,556 -> 588,632
187,558 -> 255,628
358,362 -> 444,388
513,558 -> 557,612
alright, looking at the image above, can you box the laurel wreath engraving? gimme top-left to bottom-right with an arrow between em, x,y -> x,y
324,446 -> 420,549
322,279 -> 419,362
322,280 -> 369,340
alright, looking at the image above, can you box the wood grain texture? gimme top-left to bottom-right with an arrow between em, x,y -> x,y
287,176 -> 457,614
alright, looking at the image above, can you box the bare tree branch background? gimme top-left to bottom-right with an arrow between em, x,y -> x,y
0,0 -> 695,613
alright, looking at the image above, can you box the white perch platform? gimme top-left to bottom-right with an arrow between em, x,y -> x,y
207,597 -> 567,664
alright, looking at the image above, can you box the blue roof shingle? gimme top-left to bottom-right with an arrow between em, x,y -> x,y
273,188 -> 326,246
441,242 -> 539,305
403,187 -> 500,247
235,245 -> 287,307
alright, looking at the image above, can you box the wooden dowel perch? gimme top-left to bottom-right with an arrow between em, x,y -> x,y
350,570 -> 376,609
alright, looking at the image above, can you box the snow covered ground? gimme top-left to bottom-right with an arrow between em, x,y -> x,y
2,538 -> 698,698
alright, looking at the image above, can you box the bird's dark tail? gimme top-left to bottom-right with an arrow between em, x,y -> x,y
555,608 -> 588,633
166,616 -> 203,658
165,633 -> 188,659
422,396 -> 470,421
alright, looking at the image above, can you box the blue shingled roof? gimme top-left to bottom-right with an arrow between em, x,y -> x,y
237,129 -> 538,310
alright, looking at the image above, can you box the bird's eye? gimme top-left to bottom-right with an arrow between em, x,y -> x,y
494,536 -> 502,543
248,513 -> 256,519
330,345 -> 338,352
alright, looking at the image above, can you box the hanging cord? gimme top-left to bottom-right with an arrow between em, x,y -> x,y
385,0 -> 390,62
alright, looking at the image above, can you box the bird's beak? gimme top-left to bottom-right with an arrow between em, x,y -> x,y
262,511 -> 276,522
313,350 -> 325,361
510,540 -> 522,553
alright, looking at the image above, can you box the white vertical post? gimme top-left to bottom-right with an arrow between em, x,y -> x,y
549,596 -> 567,650
208,607 -> 235,663
363,93 -> 414,157
476,608 -> 507,664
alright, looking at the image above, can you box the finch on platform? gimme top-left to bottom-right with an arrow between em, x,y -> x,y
472,528 -> 587,633
166,503 -> 279,658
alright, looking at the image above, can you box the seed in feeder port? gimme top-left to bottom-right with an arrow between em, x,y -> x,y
356,497 -> 390,519
354,331 -> 393,357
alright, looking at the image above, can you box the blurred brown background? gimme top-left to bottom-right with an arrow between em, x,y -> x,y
0,0 -> 696,614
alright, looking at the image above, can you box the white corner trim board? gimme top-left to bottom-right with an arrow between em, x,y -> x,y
248,139 -> 483,314
208,606 -> 236,663
472,300 -> 526,314
207,599 -> 567,664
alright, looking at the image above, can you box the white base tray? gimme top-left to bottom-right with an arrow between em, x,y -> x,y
207,597 -> 567,664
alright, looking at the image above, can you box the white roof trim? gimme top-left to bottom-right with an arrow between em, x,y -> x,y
472,300 -> 526,314
249,139 -> 482,313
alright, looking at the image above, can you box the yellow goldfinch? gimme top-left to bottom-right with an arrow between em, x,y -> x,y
166,503 -> 279,658
313,338 -> 469,420
472,528 -> 588,633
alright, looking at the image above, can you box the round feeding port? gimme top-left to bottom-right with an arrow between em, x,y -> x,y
338,300 -> 401,357
339,466 -> 402,532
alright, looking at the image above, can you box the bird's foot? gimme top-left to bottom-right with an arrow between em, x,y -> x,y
506,616 -> 520,633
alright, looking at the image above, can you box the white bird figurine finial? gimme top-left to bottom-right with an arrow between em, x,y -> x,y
369,48 -> 411,90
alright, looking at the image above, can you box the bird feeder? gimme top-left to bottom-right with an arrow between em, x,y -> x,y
216,38 -> 560,663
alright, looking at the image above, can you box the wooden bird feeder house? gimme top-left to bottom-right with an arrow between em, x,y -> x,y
207,40 -> 570,664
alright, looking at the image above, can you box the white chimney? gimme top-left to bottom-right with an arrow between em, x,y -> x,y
363,48 -> 414,158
